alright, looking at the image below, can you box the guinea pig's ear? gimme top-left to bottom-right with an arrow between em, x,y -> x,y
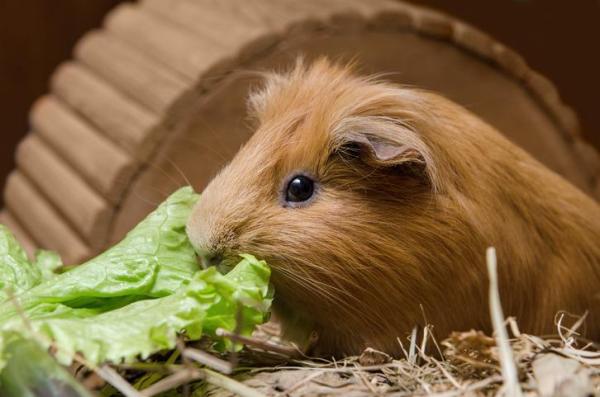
335,116 -> 431,169
344,132 -> 426,167
333,116 -> 438,189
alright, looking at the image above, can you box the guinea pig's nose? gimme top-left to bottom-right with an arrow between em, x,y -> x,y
196,248 -> 223,269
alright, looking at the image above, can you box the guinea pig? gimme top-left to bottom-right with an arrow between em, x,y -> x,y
186,58 -> 600,357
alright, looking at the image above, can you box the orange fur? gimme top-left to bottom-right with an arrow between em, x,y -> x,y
186,59 -> 600,357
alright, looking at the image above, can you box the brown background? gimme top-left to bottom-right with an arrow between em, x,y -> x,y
0,0 -> 598,206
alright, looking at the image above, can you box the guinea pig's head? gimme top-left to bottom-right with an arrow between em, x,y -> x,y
186,58 -> 493,355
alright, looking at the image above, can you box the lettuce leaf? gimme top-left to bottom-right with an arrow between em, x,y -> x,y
1,256 -> 271,366
0,186 -> 200,320
0,187 -> 272,369
33,250 -> 62,281
0,225 -> 42,301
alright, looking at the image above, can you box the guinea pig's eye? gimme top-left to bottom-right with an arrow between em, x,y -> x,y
285,175 -> 314,203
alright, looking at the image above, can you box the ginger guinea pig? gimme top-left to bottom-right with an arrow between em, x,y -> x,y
186,58 -> 600,357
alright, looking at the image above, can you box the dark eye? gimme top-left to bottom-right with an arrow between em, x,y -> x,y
286,175 -> 314,203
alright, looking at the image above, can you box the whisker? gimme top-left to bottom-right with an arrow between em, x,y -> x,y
274,267 -> 360,318
162,157 -> 192,187
189,119 -> 237,160
131,189 -> 163,208
143,159 -> 186,191
171,136 -> 231,164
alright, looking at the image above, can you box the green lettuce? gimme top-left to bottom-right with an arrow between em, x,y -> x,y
33,250 -> 62,281
1,255 -> 271,366
0,225 -> 43,300
0,187 -> 272,370
0,187 -> 201,320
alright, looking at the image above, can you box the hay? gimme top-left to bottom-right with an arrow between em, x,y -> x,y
79,250 -> 600,396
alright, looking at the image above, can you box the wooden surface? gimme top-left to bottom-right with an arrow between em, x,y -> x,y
51,62 -> 161,157
0,0 -> 126,206
1,0 -> 598,206
16,134 -> 112,248
4,172 -> 89,263
30,96 -> 135,202
0,0 -> 598,264
75,32 -> 189,114
408,0 -> 600,149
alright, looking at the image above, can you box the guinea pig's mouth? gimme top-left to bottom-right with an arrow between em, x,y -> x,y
196,249 -> 244,274
214,256 -> 239,274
